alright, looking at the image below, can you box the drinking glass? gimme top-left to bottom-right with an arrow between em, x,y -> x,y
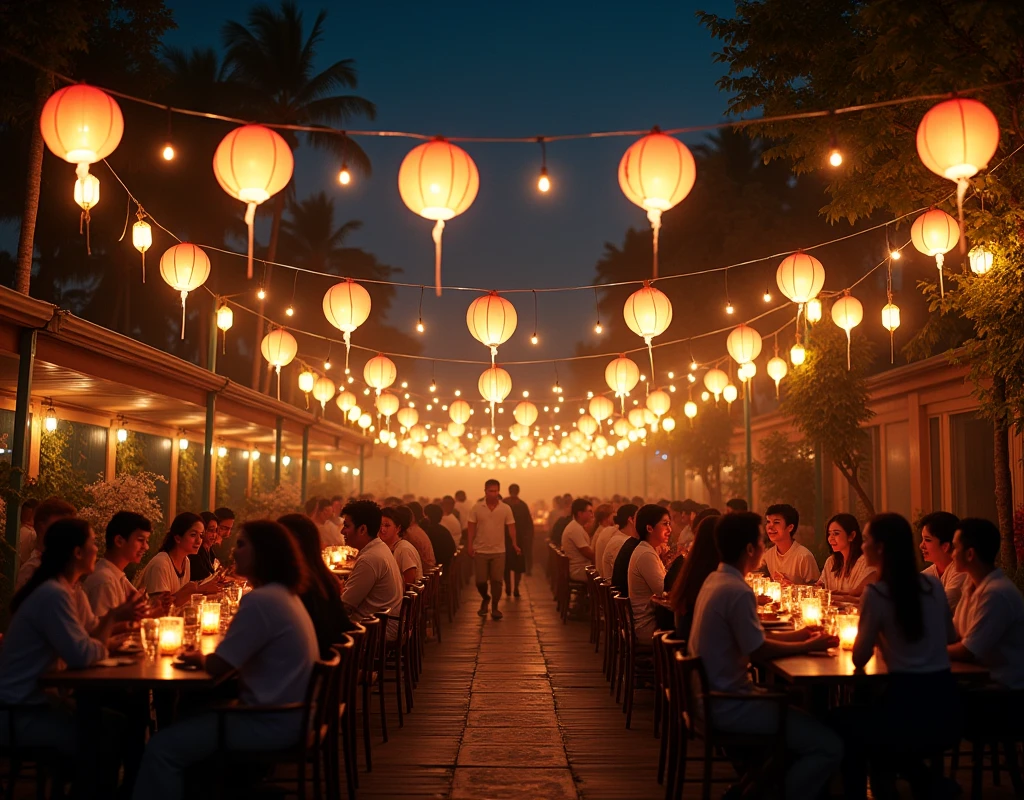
140,618 -> 161,660
817,588 -> 832,608
182,606 -> 200,651
190,593 -> 205,608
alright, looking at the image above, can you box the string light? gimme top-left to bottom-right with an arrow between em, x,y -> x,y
338,133 -> 352,186
285,270 -> 298,317
257,286 -> 266,300
537,138 -> 551,193
725,268 -> 734,314
531,290 -> 539,344
161,106 -> 175,161
593,287 -> 603,334
324,344 -> 332,371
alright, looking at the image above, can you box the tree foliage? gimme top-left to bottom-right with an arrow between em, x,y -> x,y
661,402 -> 736,508
750,429 -> 816,526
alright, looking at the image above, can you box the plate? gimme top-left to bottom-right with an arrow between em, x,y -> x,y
113,645 -> 143,656
171,661 -> 201,672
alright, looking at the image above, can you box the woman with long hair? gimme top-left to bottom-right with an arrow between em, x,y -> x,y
278,513 -> 355,658
134,520 -> 320,800
818,513 -> 875,599
135,512 -> 207,605
837,513 -> 961,798
668,514 -> 721,639
381,506 -> 423,586
627,504 -> 671,644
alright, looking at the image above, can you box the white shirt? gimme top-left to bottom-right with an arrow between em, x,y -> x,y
561,519 -> 592,582
18,524 -> 36,569
854,575 -> 954,673
14,549 -> 41,592
674,524 -> 695,551
318,520 -> 344,548
602,531 -> 630,580
82,558 -> 136,617
592,525 -> 618,578
819,554 -> 876,594
468,501 -> 515,555
440,514 -> 462,546
687,564 -> 765,728
763,541 -> 819,584
135,551 -> 191,596
341,537 -> 405,637
923,561 -> 969,613
627,541 -> 666,644
392,538 -> 423,583
0,579 -> 107,705
953,568 -> 1024,689
455,501 -> 473,531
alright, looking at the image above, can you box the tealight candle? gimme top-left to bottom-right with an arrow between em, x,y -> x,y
765,581 -> 782,604
158,616 -> 184,654
800,597 -> 823,627
329,547 -> 344,565
200,602 -> 222,635
838,613 -> 859,650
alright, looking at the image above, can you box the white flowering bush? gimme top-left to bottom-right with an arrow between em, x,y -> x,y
240,481 -> 303,522
78,472 -> 166,539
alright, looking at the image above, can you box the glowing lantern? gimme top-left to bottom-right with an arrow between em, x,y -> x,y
347,405 -> 361,422
777,252 -> 826,323
684,401 -> 698,420
577,414 -> 598,437
831,293 -> 864,371
646,389 -> 671,417
159,243 -> 211,339
790,341 -> 806,366
131,215 -> 152,282
703,368 -> 728,401
612,417 -> 631,437
588,396 -> 614,427
398,138 -> 479,295
375,390 -> 400,417
336,390 -> 357,413
478,366 -> 512,432
766,356 -> 788,399
409,424 -> 429,443
260,328 -> 298,399
805,298 -> 822,324
968,245 -> 993,275
467,292 -> 518,364
298,370 -> 315,395
323,280 -> 372,372
911,208 -> 959,297
623,282 -> 673,376
628,408 -> 647,429
663,415 -> 679,430
363,354 -> 397,396
738,361 -> 756,381
605,355 -> 641,413
448,421 -> 465,437
216,303 -> 233,333
618,129 -> 696,277
312,376 -> 336,411
213,124 -> 294,278
449,399 -> 472,425
726,324 -> 763,365
72,174 -> 100,253
358,413 -> 372,430
513,400 -> 538,427
396,407 -> 419,429
881,303 -> 901,332
722,383 -> 738,406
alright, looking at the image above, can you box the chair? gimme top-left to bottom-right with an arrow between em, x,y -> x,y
671,653 -> 788,800
585,568 -> 603,648
327,635 -> 359,800
425,566 -> 444,642
214,650 -> 340,800
951,687 -> 1024,799
0,704 -> 55,800
654,633 -> 687,791
600,581 -> 616,681
384,593 -> 416,726
357,615 -> 383,771
614,594 -> 653,728
371,610 -> 391,746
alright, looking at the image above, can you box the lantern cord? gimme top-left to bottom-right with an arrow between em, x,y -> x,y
275,365 -> 281,401
343,331 -> 352,373
244,203 -> 257,280
647,210 -> 662,279
846,330 -> 852,372
956,178 -> 970,257
222,327 -> 226,356
936,253 -> 945,298
179,291 -> 187,340
432,221 -> 445,297
490,345 -> 497,366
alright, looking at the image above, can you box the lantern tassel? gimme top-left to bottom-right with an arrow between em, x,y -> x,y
956,178 -> 969,256
490,401 -> 496,434
275,365 -> 281,401
432,220 -> 445,297
244,203 -> 257,279
645,337 -> 655,388
647,209 -> 662,279
141,251 -> 146,284
343,331 -> 352,373
889,330 -> 895,365
774,380 -> 780,400
179,291 -> 188,340
845,330 -> 851,371
80,210 -> 92,256
936,253 -> 945,298
490,345 -> 497,367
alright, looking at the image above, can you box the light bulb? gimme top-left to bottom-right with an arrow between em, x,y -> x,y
44,406 -> 58,433
530,334 -> 538,345
178,437 -> 189,451
117,426 -> 128,443
416,320 -> 425,333
162,143 -> 175,161
454,389 -> 461,397
763,291 -> 772,303
594,322 -> 603,334
257,287 -> 266,300
690,361 -> 698,371
338,166 -> 351,185
325,462 -> 333,472
726,302 -> 734,315
217,446 -> 227,458
251,448 -> 261,461
285,305 -> 294,317
429,382 -> 437,392
523,390 -> 530,397
538,168 -> 551,193
282,455 -> 291,467
687,373 -> 696,383
828,148 -> 843,167
324,359 -> 332,371
890,249 -> 902,261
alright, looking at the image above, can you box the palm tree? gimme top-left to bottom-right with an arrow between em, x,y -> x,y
280,192 -> 364,275
220,1 -> 376,390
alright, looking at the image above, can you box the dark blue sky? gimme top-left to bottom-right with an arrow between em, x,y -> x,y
164,0 -> 735,397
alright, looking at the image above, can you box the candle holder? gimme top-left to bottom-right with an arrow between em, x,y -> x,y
158,616 -> 184,655
200,602 -> 222,635
799,597 -> 823,628
838,613 -> 859,650
765,581 -> 782,604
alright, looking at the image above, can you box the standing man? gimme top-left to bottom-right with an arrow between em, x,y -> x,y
562,498 -> 595,582
468,479 -> 518,620
505,483 -> 535,577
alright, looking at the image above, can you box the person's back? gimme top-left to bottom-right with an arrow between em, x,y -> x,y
404,523 -> 436,571
550,515 -> 570,547
592,525 -> 617,576
601,529 -> 628,579
424,520 -> 456,569
300,574 -> 355,659
341,536 -> 404,634
611,537 -> 640,596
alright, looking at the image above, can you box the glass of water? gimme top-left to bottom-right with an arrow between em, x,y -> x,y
140,619 -> 161,661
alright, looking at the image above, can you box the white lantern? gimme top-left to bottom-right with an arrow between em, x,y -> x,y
363,354 -> 397,395
703,368 -> 728,401
577,414 -> 598,437
911,208 -> 960,297
766,356 -> 788,398
396,407 -> 419,429
479,366 -> 512,432
375,391 -> 399,421
623,281 -> 673,376
805,298 -> 822,324
831,293 -> 864,370
298,370 -> 316,394
312,376 -> 336,410
776,252 -> 825,322
881,303 -> 901,332
628,408 -> 647,429
336,390 -> 357,412
588,395 -> 614,426
738,361 -> 756,381
663,415 -> 678,430
467,292 -> 517,363
723,384 -> 738,405
684,401 -> 697,420
605,355 -> 640,413
132,217 -> 152,282
790,341 -> 806,367
159,243 -> 211,339
323,280 -> 372,372
513,400 -> 538,427
449,399 -> 472,425
448,421 -> 465,437
968,245 -> 993,275
260,328 -> 298,399
646,389 -> 671,417
726,324 -> 763,365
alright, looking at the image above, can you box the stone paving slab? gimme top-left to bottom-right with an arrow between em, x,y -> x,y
450,767 -> 578,800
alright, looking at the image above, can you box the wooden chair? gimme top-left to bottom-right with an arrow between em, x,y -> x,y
327,635 -> 359,800
424,566 -> 444,643
371,610 -> 391,746
600,581 -> 616,681
671,653 -> 788,800
357,615 -> 383,771
613,594 -> 653,729
384,593 -> 416,725
0,704 -> 55,800
585,567 -> 603,648
951,688 -> 1024,799
654,633 -> 687,792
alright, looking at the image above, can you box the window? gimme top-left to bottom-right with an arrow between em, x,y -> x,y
884,421 -> 911,520
929,417 -> 942,511
950,412 -> 998,522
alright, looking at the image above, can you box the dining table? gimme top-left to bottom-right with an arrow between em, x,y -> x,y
762,648 -> 991,686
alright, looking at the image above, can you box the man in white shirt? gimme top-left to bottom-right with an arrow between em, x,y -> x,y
83,511 -> 152,616
688,512 -> 842,798
762,504 -> 819,584
561,499 -> 595,582
949,518 -> 1024,689
468,479 -> 518,620
592,520 -> 618,578
14,497 -> 77,591
918,511 -> 968,612
306,497 -> 343,547
340,500 -> 405,639
440,495 -> 462,546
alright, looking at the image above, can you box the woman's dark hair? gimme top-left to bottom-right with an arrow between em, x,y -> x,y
405,501 -> 424,522
200,511 -> 218,529
12,518 -> 92,613
277,514 -> 340,600
670,514 -> 720,615
159,512 -> 203,554
827,513 -> 864,578
868,513 -> 925,642
386,505 -> 412,533
635,504 -> 669,542
614,503 -> 639,529
239,519 -> 308,592
692,508 -> 720,530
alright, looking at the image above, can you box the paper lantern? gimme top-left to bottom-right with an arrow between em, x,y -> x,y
722,384 -> 738,405
213,125 -> 294,278
159,244 -> 211,339
398,138 -> 479,295
261,328 -> 298,399
605,355 -> 640,413
588,395 -> 614,426
624,281 -> 673,376
766,356 -> 788,399
409,424 -> 429,443
363,354 -> 397,395
335,390 -> 357,412
323,280 -> 372,372
662,415 -> 678,430
881,303 -> 901,332
312,376 -> 336,410
832,294 -> 863,370
577,414 -> 598,437
132,217 -> 153,283
703,368 -> 728,401
513,400 -> 538,427
726,324 -> 763,365
375,390 -> 400,418
738,361 -> 756,381
358,413 -> 372,430
968,245 -> 993,276
790,341 -> 806,366
396,407 -> 419,429
467,292 -> 517,363
73,174 -> 100,253
646,389 -> 671,417
911,208 -> 959,297
628,408 -> 647,429
777,252 -> 825,321
298,370 -> 315,394
347,405 -> 361,422
479,366 -> 512,432
805,298 -> 822,324
683,401 -> 697,420
449,399 -> 472,425
448,421 -> 465,437
215,303 -> 233,356
618,129 -> 696,277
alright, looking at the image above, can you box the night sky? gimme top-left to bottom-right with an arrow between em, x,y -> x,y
166,0 -> 735,396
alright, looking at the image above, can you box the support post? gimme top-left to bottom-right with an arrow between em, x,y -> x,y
207,302 -> 218,375
274,416 -> 283,487
300,426 -> 309,504
743,384 -> 753,504
359,444 -> 365,495
5,329 -> 36,584
201,391 -> 215,511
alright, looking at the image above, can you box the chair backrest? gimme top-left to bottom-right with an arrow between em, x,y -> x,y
614,594 -> 635,641
332,632 -> 361,717
674,652 -> 709,738
397,593 -> 415,643
302,647 -> 342,753
359,615 -> 381,681
374,608 -> 391,657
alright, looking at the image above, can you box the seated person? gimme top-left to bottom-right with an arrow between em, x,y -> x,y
688,512 -> 842,798
404,502 -> 437,571
14,497 -> 77,591
561,499 -> 595,582
306,496 -> 344,548
817,514 -> 875,599
83,511 -> 152,616
948,517 -> 1024,689
340,500 -> 405,638
590,504 -> 617,576
918,511 -> 968,612
611,507 -> 642,597
601,504 -> 638,581
17,498 -> 38,568
669,514 -> 720,639
381,506 -> 423,586
627,504 -> 671,646
133,521 -> 320,800
422,503 -> 457,570
762,503 -> 819,585
188,511 -> 222,583
135,512 -> 218,606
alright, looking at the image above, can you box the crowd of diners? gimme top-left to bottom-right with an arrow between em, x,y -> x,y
549,492 -> 1024,798
0,488 -> 483,799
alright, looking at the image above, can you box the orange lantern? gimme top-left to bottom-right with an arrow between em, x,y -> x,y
363,354 -> 397,396
776,251 -> 826,323
213,125 -> 294,278
467,291 -> 518,364
726,324 -> 763,366
911,208 -> 959,297
831,293 -> 863,370
398,138 -> 479,295
623,281 -> 673,377
260,328 -> 298,399
323,279 -> 372,372
605,355 -> 641,414
159,244 -> 211,339
478,366 -> 513,433
618,129 -> 696,277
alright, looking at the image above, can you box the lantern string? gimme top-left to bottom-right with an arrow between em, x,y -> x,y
432,221 -> 444,297
956,178 -> 970,257
647,210 -> 662,279
179,291 -> 187,340
936,253 -> 945,298
244,202 -> 257,280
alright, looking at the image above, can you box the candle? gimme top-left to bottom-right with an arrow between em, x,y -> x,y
838,613 -> 859,650
158,616 -> 184,655
800,597 -> 822,627
200,602 -> 222,635
765,581 -> 782,604
329,547 -> 344,565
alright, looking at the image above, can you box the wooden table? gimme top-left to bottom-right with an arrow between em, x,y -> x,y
763,649 -> 990,685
